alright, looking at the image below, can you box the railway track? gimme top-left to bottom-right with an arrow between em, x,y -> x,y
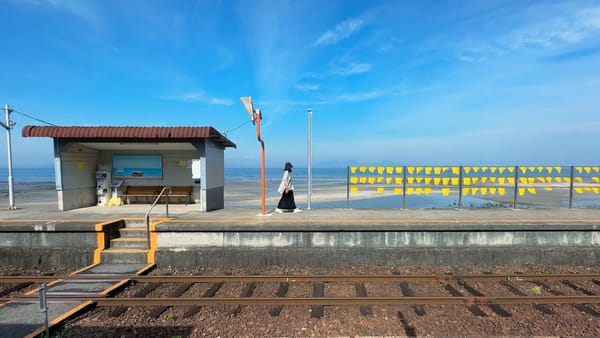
2,272 -> 600,336
2,273 -> 600,312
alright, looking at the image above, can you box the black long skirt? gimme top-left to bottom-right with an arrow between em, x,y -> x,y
277,190 -> 297,210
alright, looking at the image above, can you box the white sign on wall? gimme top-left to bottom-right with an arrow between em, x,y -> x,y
191,159 -> 201,179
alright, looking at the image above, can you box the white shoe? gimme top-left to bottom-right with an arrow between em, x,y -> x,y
275,208 -> 284,213
293,208 -> 303,213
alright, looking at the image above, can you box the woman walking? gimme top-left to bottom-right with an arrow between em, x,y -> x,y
276,162 -> 302,213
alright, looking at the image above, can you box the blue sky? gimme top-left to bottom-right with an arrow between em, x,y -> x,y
1,0 -> 599,168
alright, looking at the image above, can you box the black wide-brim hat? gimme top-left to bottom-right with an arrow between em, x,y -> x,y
284,162 -> 293,171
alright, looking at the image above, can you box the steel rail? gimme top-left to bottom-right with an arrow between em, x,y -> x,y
6,296 -> 600,306
1,273 -> 600,284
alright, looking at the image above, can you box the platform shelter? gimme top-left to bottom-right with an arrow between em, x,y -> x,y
22,125 -> 236,211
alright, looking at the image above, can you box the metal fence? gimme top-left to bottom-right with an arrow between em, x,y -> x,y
346,165 -> 600,209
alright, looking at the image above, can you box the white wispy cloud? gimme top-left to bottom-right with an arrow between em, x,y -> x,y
161,91 -> 234,106
459,4 -> 600,61
331,62 -> 372,76
27,0 -> 102,27
323,91 -> 384,104
295,83 -> 320,91
313,18 -> 364,47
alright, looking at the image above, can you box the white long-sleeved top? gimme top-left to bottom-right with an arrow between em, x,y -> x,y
277,170 -> 294,193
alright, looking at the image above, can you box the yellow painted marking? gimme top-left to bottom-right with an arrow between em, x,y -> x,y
24,301 -> 96,338
165,218 -> 600,224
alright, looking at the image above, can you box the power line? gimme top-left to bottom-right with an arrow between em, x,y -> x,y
222,119 -> 251,137
12,110 -> 57,126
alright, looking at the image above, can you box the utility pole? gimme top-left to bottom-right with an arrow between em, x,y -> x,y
1,104 -> 16,210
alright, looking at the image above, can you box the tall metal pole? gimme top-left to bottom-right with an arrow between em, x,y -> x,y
307,108 -> 312,210
2,104 -> 15,210
256,109 -> 266,215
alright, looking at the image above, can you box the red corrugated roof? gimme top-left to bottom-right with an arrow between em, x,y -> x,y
22,125 -> 236,148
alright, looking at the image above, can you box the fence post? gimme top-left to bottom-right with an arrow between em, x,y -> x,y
402,166 -> 407,209
568,165 -> 574,209
513,166 -> 519,209
346,165 -> 350,209
458,166 -> 463,209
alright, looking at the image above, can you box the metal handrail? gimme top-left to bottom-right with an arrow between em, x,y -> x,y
145,186 -> 171,249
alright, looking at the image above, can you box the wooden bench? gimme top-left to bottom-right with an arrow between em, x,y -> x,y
122,186 -> 193,205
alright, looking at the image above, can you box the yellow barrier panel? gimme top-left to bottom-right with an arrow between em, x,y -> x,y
425,167 -> 432,175
368,177 -> 375,184
408,177 -> 415,184
434,178 -> 441,185
351,167 -> 357,174
508,167 -> 515,173
472,177 -> 479,184
520,178 -> 527,184
527,178 -> 535,184
594,187 -> 599,194
499,167 -> 506,174
443,178 -> 450,185
451,178 -> 459,185
545,187 -> 553,191
416,177 -> 423,184
490,167 -> 497,173
407,188 -> 414,195
463,188 -> 469,195
498,177 -> 506,185
555,177 -> 562,183
350,177 -> 358,184
537,166 -> 544,172
360,177 -> 366,184
594,166 -> 600,173
481,177 -> 488,183
537,177 -> 545,183
472,187 -> 479,195
482,166 -> 488,172
386,177 -> 393,184
415,188 -> 423,195
425,178 -> 432,184
386,167 -> 394,174
555,166 -> 562,173
452,167 -> 460,175
434,167 -> 441,175
564,177 -> 571,183
473,166 -> 480,173
351,187 -> 358,193
546,176 -> 552,183
593,177 -> 600,183
490,187 -> 497,195
396,167 -> 403,174
369,166 -> 376,173
528,166 -> 535,173
508,177 -> 515,184
377,177 -> 384,183
442,188 -> 450,196
481,187 -> 488,195
425,188 -> 432,195
377,187 -> 384,193
576,166 -> 583,173
528,187 -> 537,195
575,187 -> 583,194
498,188 -> 506,195
490,177 -> 497,183
585,187 -> 592,192
519,188 -> 525,196
546,166 -> 553,173
575,177 -> 583,183
416,167 -> 423,174
377,167 -> 384,174
359,166 -> 366,173
463,177 -> 471,185
395,178 -> 403,184
394,188 -> 403,194
408,167 -> 415,174
464,167 -> 471,174
443,167 -> 449,173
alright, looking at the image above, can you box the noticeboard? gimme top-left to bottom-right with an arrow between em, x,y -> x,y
112,155 -> 163,178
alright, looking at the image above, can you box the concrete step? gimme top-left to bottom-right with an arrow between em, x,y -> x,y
124,220 -> 147,228
118,228 -> 147,238
110,237 -> 148,249
101,249 -> 149,264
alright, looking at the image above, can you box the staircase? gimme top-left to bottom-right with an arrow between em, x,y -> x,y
100,220 -> 150,264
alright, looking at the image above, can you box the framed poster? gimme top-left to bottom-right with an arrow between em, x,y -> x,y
112,155 -> 163,178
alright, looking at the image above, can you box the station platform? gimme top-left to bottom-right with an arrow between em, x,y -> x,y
0,202 -> 599,268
